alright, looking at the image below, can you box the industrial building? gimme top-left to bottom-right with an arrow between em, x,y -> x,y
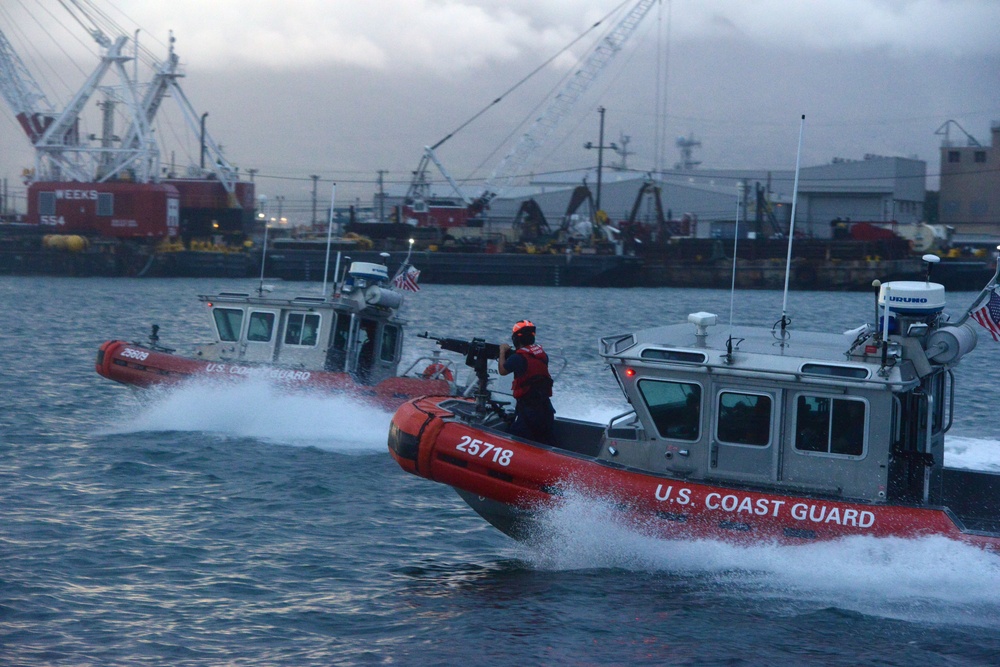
938,121 -> 1000,239
475,154 -> 928,240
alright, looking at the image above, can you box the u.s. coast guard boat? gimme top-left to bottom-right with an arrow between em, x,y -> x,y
97,260 -> 461,408
389,258 -> 1000,548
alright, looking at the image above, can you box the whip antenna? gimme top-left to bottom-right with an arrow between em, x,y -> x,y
726,182 -> 744,362
322,183 -> 337,296
779,114 -> 805,341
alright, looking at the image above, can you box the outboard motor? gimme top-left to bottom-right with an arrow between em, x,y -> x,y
345,261 -> 404,309
878,279 -> 977,367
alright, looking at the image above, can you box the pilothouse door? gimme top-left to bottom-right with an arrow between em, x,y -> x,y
240,309 -> 279,362
710,389 -> 779,483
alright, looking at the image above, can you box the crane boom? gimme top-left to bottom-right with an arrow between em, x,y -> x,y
1,5 -> 239,193
0,28 -> 55,142
478,0 -> 656,207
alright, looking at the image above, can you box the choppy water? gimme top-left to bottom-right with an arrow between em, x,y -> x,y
2,276 -> 999,666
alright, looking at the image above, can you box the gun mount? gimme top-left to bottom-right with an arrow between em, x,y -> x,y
419,332 -> 505,416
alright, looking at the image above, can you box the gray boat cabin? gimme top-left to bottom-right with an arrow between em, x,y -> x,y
193,261 -> 409,385
594,281 -> 996,527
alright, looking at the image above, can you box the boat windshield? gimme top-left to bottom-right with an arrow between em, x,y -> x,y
380,324 -> 400,362
637,379 -> 702,441
213,308 -> 244,342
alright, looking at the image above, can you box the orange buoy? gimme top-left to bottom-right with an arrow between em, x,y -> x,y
421,363 -> 454,381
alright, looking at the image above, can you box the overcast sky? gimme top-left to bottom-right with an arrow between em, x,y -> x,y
1,0 -> 998,220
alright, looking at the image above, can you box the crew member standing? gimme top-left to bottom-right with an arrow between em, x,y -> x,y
498,320 -> 555,444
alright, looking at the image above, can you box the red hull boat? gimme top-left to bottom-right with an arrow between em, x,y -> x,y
96,339 -> 450,410
389,396 -> 1000,550
390,265 -> 1000,550
96,260 -> 462,409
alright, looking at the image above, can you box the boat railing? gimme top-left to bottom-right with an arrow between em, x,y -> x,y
606,409 -> 637,430
400,355 -> 461,386
548,352 -> 569,380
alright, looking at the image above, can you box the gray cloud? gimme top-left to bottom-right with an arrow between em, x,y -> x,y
1,0 -> 998,217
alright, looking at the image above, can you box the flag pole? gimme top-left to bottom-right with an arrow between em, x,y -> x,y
322,183 -> 337,297
956,244 -> 1000,325
392,238 -> 415,283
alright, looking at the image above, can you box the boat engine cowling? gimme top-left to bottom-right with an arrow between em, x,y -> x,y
926,322 -> 978,364
365,286 -> 404,309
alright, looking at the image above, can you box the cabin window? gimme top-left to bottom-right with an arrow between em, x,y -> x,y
39,191 -> 56,216
247,311 -> 275,342
637,379 -> 701,441
801,363 -> 868,379
284,313 -> 320,346
97,192 -> 113,216
358,319 -> 377,357
356,319 -> 379,383
795,395 -> 866,457
717,392 -> 771,446
380,324 -> 400,362
331,313 -> 351,351
213,308 -> 244,342
641,349 -> 707,364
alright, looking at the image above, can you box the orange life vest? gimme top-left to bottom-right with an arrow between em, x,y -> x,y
511,344 -> 553,400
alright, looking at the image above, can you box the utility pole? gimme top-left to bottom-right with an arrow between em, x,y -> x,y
376,170 -> 387,223
584,106 -> 617,212
199,112 -> 208,170
247,168 -> 257,183
310,174 -> 319,227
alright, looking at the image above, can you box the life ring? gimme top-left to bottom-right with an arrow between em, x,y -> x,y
421,363 -> 454,381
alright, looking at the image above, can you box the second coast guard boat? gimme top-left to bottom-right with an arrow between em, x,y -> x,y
97,259 -> 461,408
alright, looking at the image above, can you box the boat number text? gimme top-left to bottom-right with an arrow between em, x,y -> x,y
456,435 -> 513,466
654,485 -> 876,528
121,348 -> 150,361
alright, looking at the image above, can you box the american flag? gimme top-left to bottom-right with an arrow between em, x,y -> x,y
393,265 -> 421,292
971,288 -> 1000,342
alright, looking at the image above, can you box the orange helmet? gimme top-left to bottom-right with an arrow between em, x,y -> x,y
512,320 -> 535,335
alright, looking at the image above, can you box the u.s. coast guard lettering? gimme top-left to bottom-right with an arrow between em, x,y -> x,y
655,485 -> 876,528
204,363 -> 311,381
